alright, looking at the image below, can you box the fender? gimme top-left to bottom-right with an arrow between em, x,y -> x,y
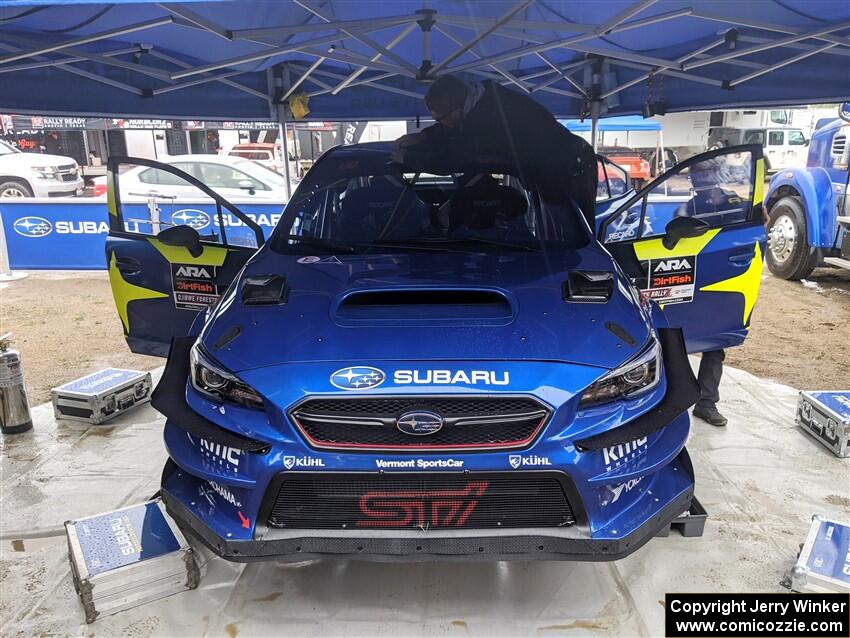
766,167 -> 837,249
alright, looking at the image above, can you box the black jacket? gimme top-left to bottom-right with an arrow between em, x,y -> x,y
403,80 -> 597,224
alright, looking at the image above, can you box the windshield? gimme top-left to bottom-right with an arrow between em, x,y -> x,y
0,140 -> 20,155
270,150 -> 589,254
230,150 -> 273,161
232,158 -> 288,187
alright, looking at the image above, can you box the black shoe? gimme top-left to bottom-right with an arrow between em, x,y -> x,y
693,406 -> 728,427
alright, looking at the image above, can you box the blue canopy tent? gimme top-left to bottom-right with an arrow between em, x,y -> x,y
561,115 -> 662,132
0,0 -> 848,189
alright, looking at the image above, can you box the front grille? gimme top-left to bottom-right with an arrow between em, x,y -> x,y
267,474 -> 575,530
60,173 -> 77,182
289,396 -> 550,451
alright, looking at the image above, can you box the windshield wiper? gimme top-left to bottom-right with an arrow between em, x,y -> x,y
281,234 -> 356,253
356,240 -> 471,254
413,237 -> 539,252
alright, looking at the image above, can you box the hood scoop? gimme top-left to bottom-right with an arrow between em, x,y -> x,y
242,275 -> 288,306
333,288 -> 515,326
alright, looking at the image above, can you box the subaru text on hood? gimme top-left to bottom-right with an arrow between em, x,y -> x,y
104,142 -> 766,562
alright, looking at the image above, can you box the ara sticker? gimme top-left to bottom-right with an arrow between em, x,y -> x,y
640,256 -> 697,304
171,263 -> 220,310
297,255 -> 342,265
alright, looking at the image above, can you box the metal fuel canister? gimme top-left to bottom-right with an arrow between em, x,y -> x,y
0,333 -> 33,434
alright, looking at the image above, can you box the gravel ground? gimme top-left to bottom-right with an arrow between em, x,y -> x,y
0,267 -> 848,406
0,271 -> 160,404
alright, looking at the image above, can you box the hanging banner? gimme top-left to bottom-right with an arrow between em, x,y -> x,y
0,199 -> 283,270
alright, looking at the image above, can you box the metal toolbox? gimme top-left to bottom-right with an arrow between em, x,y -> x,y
796,391 -> 850,457
791,515 -> 850,594
52,368 -> 152,424
66,499 -> 199,623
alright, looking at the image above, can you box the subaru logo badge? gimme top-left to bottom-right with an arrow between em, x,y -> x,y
396,410 -> 444,436
13,216 -> 53,237
330,366 -> 385,390
509,455 -> 522,469
170,208 -> 211,230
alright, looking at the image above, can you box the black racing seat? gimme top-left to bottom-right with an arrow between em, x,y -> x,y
446,177 -> 530,237
337,177 -> 431,243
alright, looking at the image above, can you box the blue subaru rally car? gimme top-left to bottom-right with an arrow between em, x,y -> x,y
105,142 -> 766,562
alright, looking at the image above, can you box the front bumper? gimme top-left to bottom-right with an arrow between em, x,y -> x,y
155,328 -> 699,563
162,449 -> 694,563
31,176 -> 84,197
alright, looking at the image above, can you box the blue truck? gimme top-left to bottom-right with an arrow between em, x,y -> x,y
104,142 -> 765,562
764,103 -> 850,279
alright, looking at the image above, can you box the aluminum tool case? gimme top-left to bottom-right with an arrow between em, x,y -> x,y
52,368 -> 151,424
796,391 -> 850,457
791,515 -> 850,594
66,499 -> 199,623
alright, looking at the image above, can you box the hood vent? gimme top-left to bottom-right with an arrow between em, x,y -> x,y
335,288 -> 514,323
562,270 -> 614,303
242,275 -> 288,306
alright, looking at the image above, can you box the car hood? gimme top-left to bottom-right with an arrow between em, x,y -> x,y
200,246 -> 651,373
0,152 -> 76,168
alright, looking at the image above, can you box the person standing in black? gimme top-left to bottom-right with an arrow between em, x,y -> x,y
392,74 -> 598,226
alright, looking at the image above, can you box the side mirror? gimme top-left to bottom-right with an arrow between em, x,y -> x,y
839,103 -> 850,124
157,224 -> 203,258
662,216 -> 710,250
238,179 -> 256,195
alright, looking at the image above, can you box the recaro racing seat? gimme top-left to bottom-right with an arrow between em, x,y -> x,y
337,176 -> 431,243
442,175 -> 531,239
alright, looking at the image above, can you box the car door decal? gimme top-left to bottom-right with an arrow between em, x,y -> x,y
107,252 -> 169,331
631,229 -> 721,307
146,239 -> 233,311
699,242 -> 764,327
148,238 -> 228,266
171,264 -> 221,311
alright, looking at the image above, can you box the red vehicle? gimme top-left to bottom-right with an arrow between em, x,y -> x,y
599,145 -> 652,187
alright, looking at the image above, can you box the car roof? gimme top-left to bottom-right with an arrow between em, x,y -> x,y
231,143 -> 275,149
158,154 -> 253,164
599,146 -> 640,154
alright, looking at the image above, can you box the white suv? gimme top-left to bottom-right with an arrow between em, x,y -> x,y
0,140 -> 84,198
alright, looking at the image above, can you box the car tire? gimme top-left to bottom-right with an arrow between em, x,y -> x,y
0,179 -> 33,198
765,196 -> 817,280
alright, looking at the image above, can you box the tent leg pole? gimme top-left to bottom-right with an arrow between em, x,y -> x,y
590,100 -> 600,152
276,103 -> 293,200
659,128 -> 666,172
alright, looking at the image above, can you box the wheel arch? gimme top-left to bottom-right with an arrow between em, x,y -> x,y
765,168 -> 836,248
0,175 -> 33,192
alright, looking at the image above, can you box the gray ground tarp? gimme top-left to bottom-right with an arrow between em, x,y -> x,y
1,362 -> 847,637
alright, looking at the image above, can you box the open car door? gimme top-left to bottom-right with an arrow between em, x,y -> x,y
105,157 -> 266,357
598,145 -> 766,353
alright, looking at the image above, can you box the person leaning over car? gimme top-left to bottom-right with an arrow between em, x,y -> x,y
391,74 -> 598,227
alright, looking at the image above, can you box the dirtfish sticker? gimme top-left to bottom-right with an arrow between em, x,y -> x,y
641,256 -> 697,305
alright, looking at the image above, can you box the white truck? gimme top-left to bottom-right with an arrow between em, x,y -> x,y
0,139 -> 83,198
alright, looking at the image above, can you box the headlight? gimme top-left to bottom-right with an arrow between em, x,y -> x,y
580,339 -> 662,407
34,166 -> 59,180
190,342 -> 264,409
